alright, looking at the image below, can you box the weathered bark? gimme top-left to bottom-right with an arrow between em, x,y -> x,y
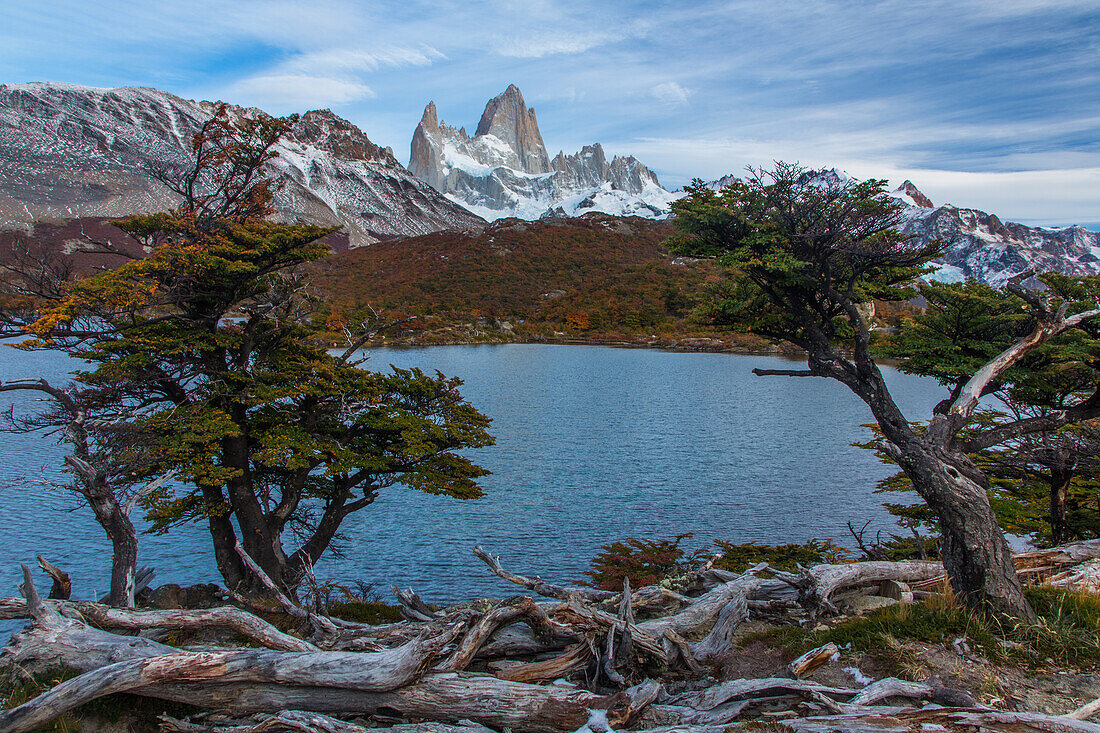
35,556 -> 71,600
889,441 -> 1035,620
777,709 -> 1100,733
0,596 -> 318,652
1051,467 -> 1074,546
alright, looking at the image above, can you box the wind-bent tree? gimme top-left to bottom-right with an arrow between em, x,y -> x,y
873,280 -> 1100,547
4,106 -> 494,594
0,379 -> 173,606
668,163 -> 1100,619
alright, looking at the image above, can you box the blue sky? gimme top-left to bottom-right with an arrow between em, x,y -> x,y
3,0 -> 1099,227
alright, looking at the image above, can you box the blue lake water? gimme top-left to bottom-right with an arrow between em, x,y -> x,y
0,343 -> 943,610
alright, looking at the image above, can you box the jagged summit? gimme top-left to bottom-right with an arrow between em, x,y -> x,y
894,180 -> 934,208
473,84 -> 550,174
0,82 -> 484,246
408,84 -> 679,221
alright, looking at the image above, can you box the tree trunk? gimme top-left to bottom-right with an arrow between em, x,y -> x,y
203,486 -> 248,590
86,492 -> 139,607
1050,468 -> 1073,546
897,445 -> 1035,621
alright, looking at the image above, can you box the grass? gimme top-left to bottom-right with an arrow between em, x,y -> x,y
757,587 -> 1100,673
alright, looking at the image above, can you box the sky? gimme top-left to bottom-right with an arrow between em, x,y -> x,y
3,0 -> 1099,228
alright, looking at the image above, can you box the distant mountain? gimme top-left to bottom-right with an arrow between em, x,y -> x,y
0,83 -> 484,247
409,84 -> 679,221
706,169 -> 1100,286
891,179 -> 1100,286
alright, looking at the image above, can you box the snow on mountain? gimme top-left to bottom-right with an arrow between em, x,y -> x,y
706,168 -> 1100,287
0,82 -> 484,246
409,84 -> 680,221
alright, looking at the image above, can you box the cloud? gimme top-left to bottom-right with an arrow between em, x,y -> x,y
493,31 -> 622,58
651,82 -> 691,107
280,46 -> 445,76
225,75 -> 375,111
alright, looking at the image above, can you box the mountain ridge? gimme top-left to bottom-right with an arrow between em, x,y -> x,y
0,82 -> 484,246
409,85 -> 678,221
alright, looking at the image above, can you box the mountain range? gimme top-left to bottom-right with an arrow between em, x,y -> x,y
0,81 -> 1097,288
408,84 -> 679,220
0,82 -> 483,247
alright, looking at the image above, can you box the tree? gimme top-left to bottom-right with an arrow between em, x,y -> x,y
0,379 -> 173,606
3,106 -> 494,594
668,163 -> 1100,619
868,280 -> 1100,548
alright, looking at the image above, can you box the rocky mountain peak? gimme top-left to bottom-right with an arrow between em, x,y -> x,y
407,86 -> 676,221
472,84 -> 550,174
288,109 -> 394,164
895,180 -> 934,208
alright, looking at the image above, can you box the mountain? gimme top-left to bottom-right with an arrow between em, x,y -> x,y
0,82 -> 484,247
889,180 -> 1100,286
707,169 -> 1100,287
409,84 -> 679,221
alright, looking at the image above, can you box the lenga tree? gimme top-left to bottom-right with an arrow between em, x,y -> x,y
669,163 -> 1100,620
880,279 -> 1100,548
11,107 -> 494,595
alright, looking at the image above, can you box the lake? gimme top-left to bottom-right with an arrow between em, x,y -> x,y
0,343 -> 943,609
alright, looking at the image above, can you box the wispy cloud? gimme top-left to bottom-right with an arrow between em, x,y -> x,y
225,75 -> 375,111
2,0 -> 1098,225
651,82 -> 691,108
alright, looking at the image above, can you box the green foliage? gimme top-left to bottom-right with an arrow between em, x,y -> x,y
867,278 -> 1100,548
667,164 -> 938,348
712,539 -> 849,573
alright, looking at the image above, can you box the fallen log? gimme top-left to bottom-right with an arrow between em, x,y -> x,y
0,596 -> 318,652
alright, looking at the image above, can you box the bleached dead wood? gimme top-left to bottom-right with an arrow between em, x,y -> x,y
0,596 -> 318,652
846,677 -> 932,706
159,714 -> 497,733
494,642 -> 592,683
437,595 -> 563,672
787,642 -> 838,679
1068,696 -> 1100,722
802,561 -> 945,612
0,629 -> 465,733
473,545 -> 613,603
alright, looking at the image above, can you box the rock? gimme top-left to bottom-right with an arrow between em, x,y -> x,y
145,583 -> 226,609
846,595 -> 899,614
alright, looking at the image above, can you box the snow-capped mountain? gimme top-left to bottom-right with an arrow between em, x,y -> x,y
408,84 -> 679,221
0,83 -> 484,247
707,169 -> 1100,286
890,180 -> 1100,286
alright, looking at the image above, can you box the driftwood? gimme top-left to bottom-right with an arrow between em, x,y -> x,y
0,596 -> 318,652
473,545 -> 613,603
7,540 -> 1100,733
